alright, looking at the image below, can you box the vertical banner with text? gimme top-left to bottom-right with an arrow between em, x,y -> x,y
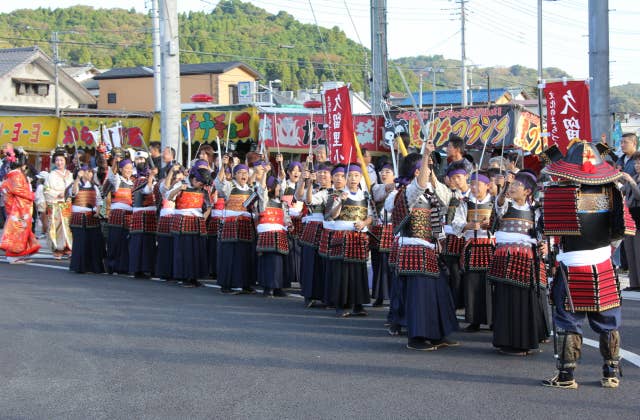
544,80 -> 591,153
324,86 -> 356,164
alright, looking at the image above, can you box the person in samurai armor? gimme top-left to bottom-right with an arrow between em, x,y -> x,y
215,156 -> 257,294
452,171 -> 495,332
155,163 -> 181,281
324,163 -> 373,317
389,152 -> 458,350
318,164 -> 347,308
439,161 -> 470,310
541,139 -> 633,389
128,153 -> 158,279
488,169 -> 550,355
105,158 -> 135,275
278,157 -> 305,289
256,174 -> 291,297
298,160 -> 333,308
68,165 -> 104,274
370,159 -> 396,307
167,162 -> 212,287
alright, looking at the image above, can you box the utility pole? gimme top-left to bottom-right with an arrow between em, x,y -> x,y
588,0 -> 610,143
52,31 -> 60,117
370,0 -> 389,115
537,0 -> 544,133
151,0 -> 162,113
459,0 -> 468,107
159,0 -> 181,158
51,30 -> 77,117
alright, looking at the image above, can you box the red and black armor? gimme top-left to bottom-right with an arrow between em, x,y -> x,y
256,199 -> 289,255
392,185 -> 440,276
112,185 -> 133,206
73,186 -> 97,209
488,204 -> 546,289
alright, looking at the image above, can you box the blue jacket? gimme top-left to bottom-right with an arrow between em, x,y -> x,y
616,154 -> 637,177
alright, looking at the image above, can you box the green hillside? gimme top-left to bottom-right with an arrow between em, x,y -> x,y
0,0 -> 637,110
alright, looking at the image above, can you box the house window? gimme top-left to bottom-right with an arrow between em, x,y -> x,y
107,93 -> 117,104
13,79 -> 50,97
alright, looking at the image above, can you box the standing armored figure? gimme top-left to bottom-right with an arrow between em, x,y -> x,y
541,140 -> 634,389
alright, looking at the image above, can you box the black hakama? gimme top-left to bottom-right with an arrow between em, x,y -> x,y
129,232 -> 157,275
217,241 -> 256,289
300,245 -> 325,301
463,271 -> 493,326
172,232 -> 207,281
284,236 -> 301,288
70,224 -> 105,273
371,250 -> 391,304
207,235 -> 218,278
333,261 -> 371,308
258,252 -> 285,290
106,225 -> 130,274
387,270 -> 406,326
403,272 -> 459,341
492,283 -> 550,351
443,254 -> 464,309
155,215 -> 174,279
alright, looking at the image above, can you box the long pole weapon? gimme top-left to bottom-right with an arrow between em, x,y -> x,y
395,65 -> 429,155
225,111 -> 233,154
274,111 -> 280,156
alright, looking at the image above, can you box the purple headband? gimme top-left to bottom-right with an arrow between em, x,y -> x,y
347,164 -> 362,174
380,163 -> 393,172
470,173 -> 490,184
287,161 -> 302,172
189,166 -> 205,183
447,168 -> 467,177
316,163 -> 332,172
194,159 -> 210,169
233,164 -> 249,175
266,175 -> 278,190
119,159 -> 132,169
253,160 -> 267,167
80,164 -> 91,171
331,166 -> 346,176
516,171 -> 538,186
224,166 -> 232,174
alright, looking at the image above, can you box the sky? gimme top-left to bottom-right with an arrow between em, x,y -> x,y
1,0 -> 638,86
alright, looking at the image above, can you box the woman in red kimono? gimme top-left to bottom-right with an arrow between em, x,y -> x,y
0,149 -> 40,263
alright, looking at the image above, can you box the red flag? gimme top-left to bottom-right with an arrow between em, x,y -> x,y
544,80 -> 591,153
324,86 -> 356,164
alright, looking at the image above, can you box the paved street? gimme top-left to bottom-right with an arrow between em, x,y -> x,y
0,256 -> 639,419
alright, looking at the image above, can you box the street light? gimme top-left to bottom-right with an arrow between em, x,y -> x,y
268,79 -> 281,105
51,30 -> 78,117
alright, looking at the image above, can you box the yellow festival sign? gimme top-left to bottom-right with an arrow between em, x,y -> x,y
58,117 -> 153,149
0,116 -> 60,152
149,108 -> 259,144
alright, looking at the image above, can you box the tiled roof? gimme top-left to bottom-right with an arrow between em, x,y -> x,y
0,46 -> 42,78
95,61 -> 261,80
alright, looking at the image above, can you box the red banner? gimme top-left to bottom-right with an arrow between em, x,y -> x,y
324,86 -> 356,164
544,80 -> 591,153
261,113 -> 387,154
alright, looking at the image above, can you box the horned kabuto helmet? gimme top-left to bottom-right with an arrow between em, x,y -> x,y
541,139 -> 622,185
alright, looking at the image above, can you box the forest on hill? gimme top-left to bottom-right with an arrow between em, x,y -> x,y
0,0 -> 637,111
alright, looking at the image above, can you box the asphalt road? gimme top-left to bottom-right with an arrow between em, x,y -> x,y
0,262 -> 639,420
